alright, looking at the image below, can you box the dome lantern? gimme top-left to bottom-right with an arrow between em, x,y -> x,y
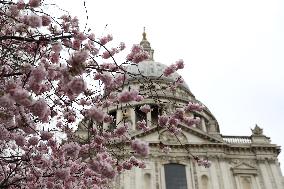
140,27 -> 154,61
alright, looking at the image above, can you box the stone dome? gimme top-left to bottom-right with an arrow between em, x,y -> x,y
125,61 -> 190,90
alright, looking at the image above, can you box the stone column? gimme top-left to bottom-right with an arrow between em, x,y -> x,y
208,158 -> 221,189
258,161 -> 272,189
201,118 -> 207,132
147,112 -> 151,127
219,160 -> 234,189
269,161 -> 284,188
117,110 -> 123,125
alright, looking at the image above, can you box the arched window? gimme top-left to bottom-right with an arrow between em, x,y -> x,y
164,163 -> 187,189
201,175 -> 209,189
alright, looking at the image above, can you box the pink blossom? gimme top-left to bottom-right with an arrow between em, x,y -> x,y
122,161 -> 133,170
55,168 -> 70,180
94,73 -> 113,86
50,52 -> 60,63
185,102 -> 203,112
168,126 -> 181,135
138,162 -> 146,168
41,15 -> 51,26
136,120 -> 149,132
94,135 -> 104,145
74,32 -> 87,41
102,100 -> 113,108
31,66 -> 47,82
131,139 -> 149,157
195,157 -> 211,168
135,95 -> 144,102
68,50 -> 89,66
114,124 -> 128,136
0,125 -> 10,140
118,90 -> 139,103
62,39 -> 72,47
158,115 -> 168,127
17,0 -> 25,9
101,163 -> 116,179
27,82 -> 43,94
127,45 -> 149,63
102,48 -> 118,59
173,108 -> 184,120
46,181 -> 54,188
100,63 -> 117,71
67,77 -> 86,95
52,42 -> 62,53
175,59 -> 184,69
139,104 -> 151,113
84,168 -> 94,177
27,15 -> 42,28
9,88 -> 32,106
163,64 -> 176,77
99,34 -> 113,45
86,107 -> 105,123
72,39 -> 82,50
40,131 -> 53,140
168,117 -> 179,126
183,116 -> 200,127
28,136 -> 39,146
120,42 -> 126,50
30,99 -> 50,122
29,0 -> 41,7
9,5 -> 19,17
103,115 -> 113,123
15,135 -> 26,147
88,33 -> 95,40
0,95 -> 14,107
62,142 -> 81,158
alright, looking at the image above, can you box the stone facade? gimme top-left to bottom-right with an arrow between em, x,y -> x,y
112,32 -> 284,189
77,31 -> 284,189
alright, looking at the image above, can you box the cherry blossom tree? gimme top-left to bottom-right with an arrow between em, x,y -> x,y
0,0 -> 209,188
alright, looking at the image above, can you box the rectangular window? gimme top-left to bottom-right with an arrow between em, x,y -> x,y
164,164 -> 188,189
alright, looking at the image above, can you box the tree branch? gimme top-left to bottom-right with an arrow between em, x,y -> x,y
0,35 -> 73,42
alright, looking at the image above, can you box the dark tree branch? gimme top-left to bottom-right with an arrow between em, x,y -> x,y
0,35 -> 73,42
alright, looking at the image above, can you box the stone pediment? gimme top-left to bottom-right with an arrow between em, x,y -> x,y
133,125 -> 223,144
231,162 -> 258,175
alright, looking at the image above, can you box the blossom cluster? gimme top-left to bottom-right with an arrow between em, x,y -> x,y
157,104 -> 203,132
194,156 -> 212,168
126,44 -> 150,63
0,0 -> 205,188
118,89 -> 143,103
163,59 -> 185,77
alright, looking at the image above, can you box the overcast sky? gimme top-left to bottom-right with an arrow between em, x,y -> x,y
54,0 -> 284,172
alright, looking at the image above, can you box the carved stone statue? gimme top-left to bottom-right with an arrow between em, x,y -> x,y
251,124 -> 263,136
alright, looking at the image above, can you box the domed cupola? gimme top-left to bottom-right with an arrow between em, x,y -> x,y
125,28 -> 191,93
140,27 -> 154,61
114,29 -> 221,136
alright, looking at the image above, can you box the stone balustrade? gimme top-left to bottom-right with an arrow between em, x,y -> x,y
222,135 -> 252,144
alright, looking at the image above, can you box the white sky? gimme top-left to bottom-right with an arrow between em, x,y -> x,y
53,0 -> 284,172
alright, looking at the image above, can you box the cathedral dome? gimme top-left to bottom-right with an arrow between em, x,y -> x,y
125,60 -> 190,91
124,28 -> 190,91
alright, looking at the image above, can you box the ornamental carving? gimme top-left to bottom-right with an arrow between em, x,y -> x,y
229,159 -> 256,167
159,130 -> 188,144
251,124 -> 263,136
